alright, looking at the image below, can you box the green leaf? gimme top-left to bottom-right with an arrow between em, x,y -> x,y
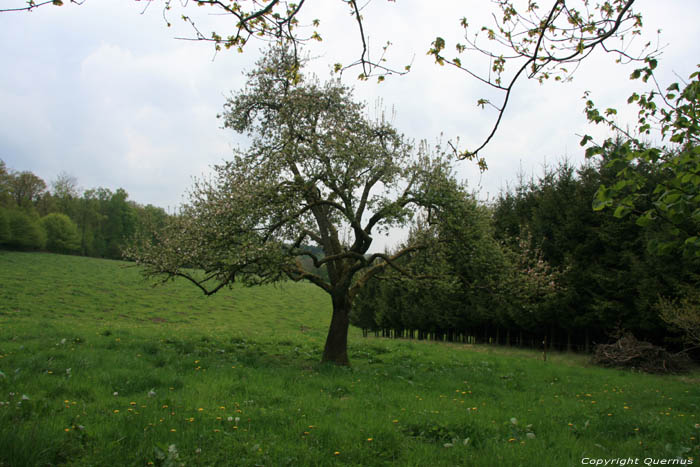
636,211 -> 655,227
613,205 -> 631,218
592,186 -> 612,211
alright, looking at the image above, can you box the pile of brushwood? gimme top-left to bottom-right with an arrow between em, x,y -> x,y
592,333 -> 691,374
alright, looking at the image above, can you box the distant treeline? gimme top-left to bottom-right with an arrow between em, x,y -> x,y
0,160 -> 169,259
350,152 -> 699,353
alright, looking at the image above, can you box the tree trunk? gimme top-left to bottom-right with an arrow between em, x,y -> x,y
321,294 -> 350,366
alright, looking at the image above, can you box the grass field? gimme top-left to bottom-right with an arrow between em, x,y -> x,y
1,251 -> 698,466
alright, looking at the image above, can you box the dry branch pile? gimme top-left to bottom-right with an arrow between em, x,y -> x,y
592,333 -> 690,374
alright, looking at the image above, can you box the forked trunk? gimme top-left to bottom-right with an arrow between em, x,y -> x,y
321,294 -> 351,366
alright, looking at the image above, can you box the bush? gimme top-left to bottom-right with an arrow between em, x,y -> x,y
592,333 -> 690,374
41,213 -> 80,253
658,286 -> 700,348
7,210 -> 46,250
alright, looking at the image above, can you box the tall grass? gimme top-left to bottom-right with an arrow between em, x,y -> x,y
1,251 -> 698,466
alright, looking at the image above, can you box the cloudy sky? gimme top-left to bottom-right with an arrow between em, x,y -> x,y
1,0 -> 698,249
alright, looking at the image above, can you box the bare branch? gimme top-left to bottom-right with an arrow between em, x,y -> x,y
0,0 -> 84,12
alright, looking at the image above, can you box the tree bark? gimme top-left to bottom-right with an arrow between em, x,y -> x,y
321,294 -> 351,366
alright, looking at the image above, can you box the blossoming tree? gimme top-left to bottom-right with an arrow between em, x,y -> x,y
126,46 -> 458,365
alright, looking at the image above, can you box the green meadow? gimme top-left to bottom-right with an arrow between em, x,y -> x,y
1,251 -> 698,466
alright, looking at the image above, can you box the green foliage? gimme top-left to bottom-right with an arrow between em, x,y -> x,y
0,160 -> 11,208
352,192 -> 513,339
585,64 -> 700,258
0,161 -> 159,260
490,159 -> 697,350
657,284 -> 700,347
41,213 -> 80,253
8,170 -> 47,209
6,209 -> 45,250
127,45 -> 459,365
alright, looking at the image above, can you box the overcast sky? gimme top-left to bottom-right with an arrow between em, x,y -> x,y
1,0 -> 698,249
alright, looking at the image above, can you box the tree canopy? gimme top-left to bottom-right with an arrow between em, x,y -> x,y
584,64 -> 700,258
126,46 -> 460,365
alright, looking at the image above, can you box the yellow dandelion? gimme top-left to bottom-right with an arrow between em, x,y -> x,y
367,438 -> 373,442
113,409 -> 119,413
64,428 -> 70,432
392,420 -> 399,423
334,451 -> 340,456
198,408 -> 204,412
130,401 -> 136,406
170,428 -> 176,432
162,405 -> 168,408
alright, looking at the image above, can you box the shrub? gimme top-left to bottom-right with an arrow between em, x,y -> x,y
7,209 -> 46,250
658,286 -> 700,348
41,213 -> 80,253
